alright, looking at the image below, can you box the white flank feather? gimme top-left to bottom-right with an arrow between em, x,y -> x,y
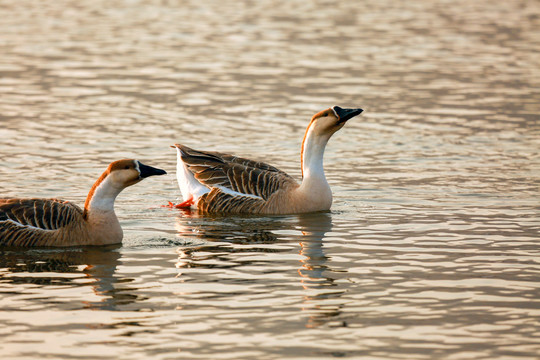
175,147 -> 210,202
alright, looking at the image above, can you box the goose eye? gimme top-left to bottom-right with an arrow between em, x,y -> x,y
125,165 -> 130,169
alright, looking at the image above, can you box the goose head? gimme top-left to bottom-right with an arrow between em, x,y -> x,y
107,159 -> 167,188
300,106 -> 363,180
84,159 -> 167,216
309,106 -> 364,136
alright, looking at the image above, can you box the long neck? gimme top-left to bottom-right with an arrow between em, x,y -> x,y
294,123 -> 333,212
300,123 -> 331,184
83,173 -> 122,219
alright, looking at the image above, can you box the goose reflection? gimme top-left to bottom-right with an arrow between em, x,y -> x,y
296,212 -> 346,328
173,210 -> 288,269
174,207 -> 281,244
173,210 -> 344,328
0,246 -> 135,310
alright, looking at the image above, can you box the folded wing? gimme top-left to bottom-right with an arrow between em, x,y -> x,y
0,198 -> 83,246
177,145 -> 298,213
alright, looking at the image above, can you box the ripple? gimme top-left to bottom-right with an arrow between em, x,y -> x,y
1,0 -> 539,359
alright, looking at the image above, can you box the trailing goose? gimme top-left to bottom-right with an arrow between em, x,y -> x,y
0,159 -> 166,247
170,105 -> 363,214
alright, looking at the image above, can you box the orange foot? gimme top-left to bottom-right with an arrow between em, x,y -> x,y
165,196 -> 194,209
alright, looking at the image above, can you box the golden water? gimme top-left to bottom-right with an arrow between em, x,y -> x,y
0,0 -> 539,359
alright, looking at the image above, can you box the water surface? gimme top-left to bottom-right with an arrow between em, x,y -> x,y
0,0 -> 539,359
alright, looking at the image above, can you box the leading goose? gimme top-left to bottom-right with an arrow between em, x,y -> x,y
170,105 -> 363,214
0,159 -> 166,247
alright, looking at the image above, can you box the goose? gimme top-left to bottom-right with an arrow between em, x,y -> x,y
170,105 -> 363,214
0,159 -> 166,247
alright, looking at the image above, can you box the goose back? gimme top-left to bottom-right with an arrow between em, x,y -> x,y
177,145 -> 299,214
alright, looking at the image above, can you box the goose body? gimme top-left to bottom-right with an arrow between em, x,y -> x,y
171,106 -> 363,215
0,159 -> 166,247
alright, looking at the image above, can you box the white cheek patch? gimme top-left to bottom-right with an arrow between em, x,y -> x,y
134,160 -> 141,179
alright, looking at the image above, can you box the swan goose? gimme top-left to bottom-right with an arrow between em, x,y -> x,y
171,105 -> 363,214
0,159 -> 166,247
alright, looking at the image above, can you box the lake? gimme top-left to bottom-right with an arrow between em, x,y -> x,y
0,0 -> 539,359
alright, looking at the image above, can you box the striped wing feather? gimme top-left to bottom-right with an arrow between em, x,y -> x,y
209,152 -> 289,175
0,198 -> 83,246
178,145 -> 298,201
198,188 -> 268,213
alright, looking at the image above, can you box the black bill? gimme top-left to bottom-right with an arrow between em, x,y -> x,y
138,161 -> 167,178
332,106 -> 363,123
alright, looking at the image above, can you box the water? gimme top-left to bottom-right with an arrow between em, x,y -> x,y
1,0 -> 539,358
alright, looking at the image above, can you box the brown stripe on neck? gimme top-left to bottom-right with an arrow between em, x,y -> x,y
83,168 -> 111,219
